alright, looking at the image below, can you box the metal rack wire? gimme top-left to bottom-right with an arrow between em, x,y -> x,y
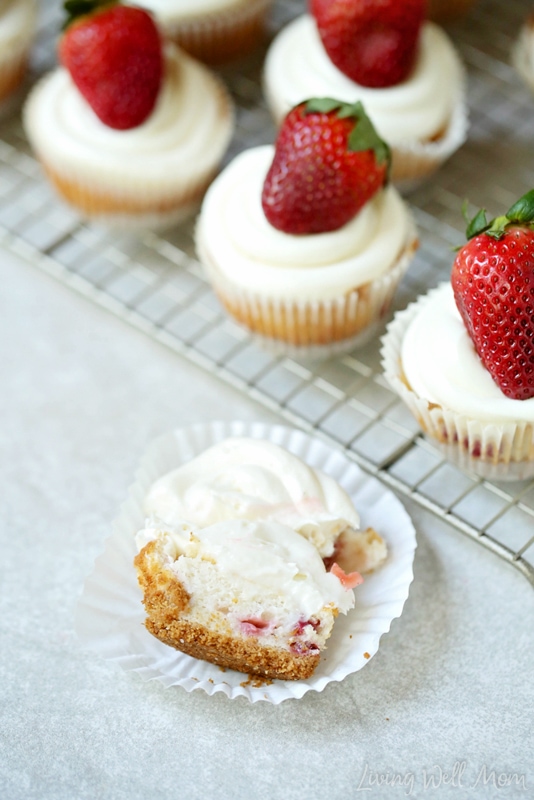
4,0 -> 534,585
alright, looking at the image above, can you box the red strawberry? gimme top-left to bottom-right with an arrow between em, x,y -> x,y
451,191 -> 534,401
310,0 -> 426,88
261,98 -> 390,235
59,1 -> 163,130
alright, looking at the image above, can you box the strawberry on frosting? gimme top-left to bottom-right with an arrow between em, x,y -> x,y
261,98 -> 390,235
451,191 -> 534,401
311,0 -> 426,88
382,190 -> 534,481
59,0 -> 163,130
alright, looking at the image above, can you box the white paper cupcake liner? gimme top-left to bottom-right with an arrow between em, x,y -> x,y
163,0 -> 272,63
390,94 -> 468,190
198,225 -> 418,360
76,422 -> 417,704
381,286 -> 534,481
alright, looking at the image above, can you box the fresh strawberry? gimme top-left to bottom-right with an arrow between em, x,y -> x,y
59,1 -> 163,130
451,191 -> 534,400
261,98 -> 390,235
310,0 -> 426,88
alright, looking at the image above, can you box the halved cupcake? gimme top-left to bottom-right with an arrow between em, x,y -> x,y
135,518 -> 361,680
134,435 -> 387,680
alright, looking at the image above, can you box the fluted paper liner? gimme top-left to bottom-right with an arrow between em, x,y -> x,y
381,286 -> 534,481
198,224 -> 419,359
76,422 -> 416,703
389,96 -> 468,188
163,0 -> 272,64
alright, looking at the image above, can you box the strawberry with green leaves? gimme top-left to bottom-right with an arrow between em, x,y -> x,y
452,190 -> 534,401
310,0 -> 426,88
261,98 -> 390,235
59,0 -> 163,130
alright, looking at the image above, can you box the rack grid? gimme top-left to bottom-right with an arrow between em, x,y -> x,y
5,0 -> 534,585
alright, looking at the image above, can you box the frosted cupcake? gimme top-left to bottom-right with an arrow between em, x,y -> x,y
196,99 -> 418,355
382,192 -> 534,481
512,13 -> 534,93
264,7 -> 467,185
132,0 -> 273,63
0,0 -> 37,115
23,4 -> 233,229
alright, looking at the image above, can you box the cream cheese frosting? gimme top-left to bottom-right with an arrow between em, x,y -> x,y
264,16 -> 463,145
23,44 -> 232,191
136,518 -> 356,616
401,283 -> 534,423
144,437 -> 360,558
196,146 -> 414,301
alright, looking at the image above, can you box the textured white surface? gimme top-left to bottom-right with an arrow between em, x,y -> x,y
1,250 -> 533,795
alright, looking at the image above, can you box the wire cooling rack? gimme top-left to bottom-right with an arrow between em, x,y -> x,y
3,0 -> 534,585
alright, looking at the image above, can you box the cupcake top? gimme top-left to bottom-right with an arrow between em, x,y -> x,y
24,44 -> 232,187
400,283 -> 534,423
136,517 -> 357,618
264,16 -> 463,144
197,144 -> 414,301
144,437 -> 360,558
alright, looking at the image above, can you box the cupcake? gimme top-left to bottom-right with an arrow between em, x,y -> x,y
196,99 -> 418,356
131,0 -> 273,64
0,0 -> 37,115
23,3 -> 233,229
512,12 -> 534,93
134,436 -> 385,680
382,191 -> 534,481
264,3 -> 467,185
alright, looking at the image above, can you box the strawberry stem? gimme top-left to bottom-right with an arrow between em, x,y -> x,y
304,98 -> 391,171
63,0 -> 116,29
463,189 -> 534,241
506,189 -> 534,224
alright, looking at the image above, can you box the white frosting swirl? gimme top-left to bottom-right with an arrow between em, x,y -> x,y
197,146 -> 413,301
144,437 -> 360,557
133,0 -> 244,22
264,16 -> 463,144
136,518 -> 355,616
401,283 -> 534,423
24,45 -> 232,187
